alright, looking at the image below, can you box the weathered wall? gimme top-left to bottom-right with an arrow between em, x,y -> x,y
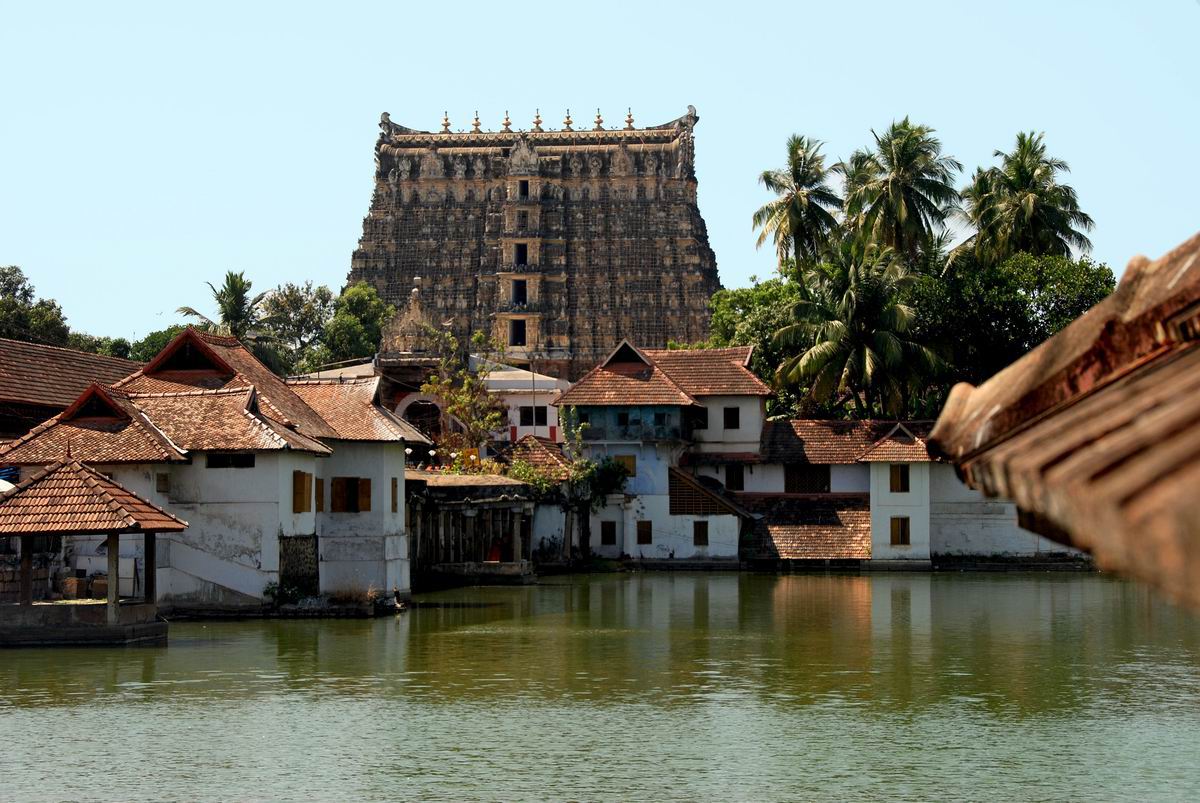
588,494 -> 739,560
928,464 -> 1078,557
690,396 -> 764,454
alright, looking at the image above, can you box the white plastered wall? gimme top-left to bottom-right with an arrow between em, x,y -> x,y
869,462 -> 931,561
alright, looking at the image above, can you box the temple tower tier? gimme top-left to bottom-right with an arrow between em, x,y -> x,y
352,106 -> 721,379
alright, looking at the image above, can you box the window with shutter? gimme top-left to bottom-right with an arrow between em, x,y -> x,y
613,454 -> 636,477
331,477 -> 349,512
889,464 -> 910,493
316,478 -> 325,512
357,478 -> 372,512
391,477 -> 398,513
292,470 -> 307,513
890,517 -> 911,546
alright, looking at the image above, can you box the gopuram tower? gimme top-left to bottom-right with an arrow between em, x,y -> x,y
347,106 -> 721,378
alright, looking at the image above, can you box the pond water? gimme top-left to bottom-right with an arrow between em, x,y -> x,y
2,572 -> 1199,801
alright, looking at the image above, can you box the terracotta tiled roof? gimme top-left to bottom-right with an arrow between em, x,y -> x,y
285,378 -> 432,444
742,493 -> 871,560
0,385 -> 186,466
554,342 -> 697,407
127,387 -> 332,455
500,435 -> 572,481
0,337 -> 140,409
929,232 -> 1200,609
642,347 -> 772,397
0,460 -> 187,535
857,423 -> 933,462
761,420 -> 883,464
114,328 -> 339,440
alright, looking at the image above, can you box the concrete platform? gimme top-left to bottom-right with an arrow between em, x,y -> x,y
0,600 -> 168,647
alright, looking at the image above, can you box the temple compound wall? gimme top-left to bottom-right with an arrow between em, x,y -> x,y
349,107 -> 721,378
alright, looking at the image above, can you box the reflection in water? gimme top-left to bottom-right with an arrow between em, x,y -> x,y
2,573 -> 1199,800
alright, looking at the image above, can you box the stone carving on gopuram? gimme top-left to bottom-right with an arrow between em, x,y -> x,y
350,106 -> 722,379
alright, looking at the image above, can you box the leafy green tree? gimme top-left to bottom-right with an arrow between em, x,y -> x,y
177,271 -> 267,339
707,274 -> 804,380
419,328 -> 506,458
959,131 -> 1094,265
911,251 -> 1115,388
0,266 -> 70,345
315,282 -> 395,365
752,135 -> 843,268
775,239 -> 942,417
66,332 -> 132,359
129,325 -> 188,362
260,281 -> 335,371
840,119 -> 962,263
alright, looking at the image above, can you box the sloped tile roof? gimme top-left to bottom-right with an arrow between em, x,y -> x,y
742,493 -> 871,560
642,347 -> 772,397
554,344 -> 697,407
761,420 -> 882,464
114,328 -> 339,440
0,385 -> 186,465
285,378 -> 432,444
857,423 -> 934,462
500,435 -> 572,481
0,337 -> 140,409
0,460 -> 187,535
128,387 -> 331,454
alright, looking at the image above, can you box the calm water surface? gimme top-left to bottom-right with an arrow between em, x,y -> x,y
2,573 -> 1199,801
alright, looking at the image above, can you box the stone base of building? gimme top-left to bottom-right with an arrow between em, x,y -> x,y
863,559 -> 934,571
0,600 -> 167,647
421,561 -> 536,588
623,558 -> 742,571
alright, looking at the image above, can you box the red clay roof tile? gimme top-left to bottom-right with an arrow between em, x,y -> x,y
285,378 -> 431,444
0,337 -> 140,409
0,460 -> 187,535
742,493 -> 872,560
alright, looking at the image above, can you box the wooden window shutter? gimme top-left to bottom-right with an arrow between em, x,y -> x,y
357,477 -> 372,512
316,478 -> 325,513
331,478 -> 347,513
304,473 -> 313,512
391,477 -> 398,513
292,470 -> 306,514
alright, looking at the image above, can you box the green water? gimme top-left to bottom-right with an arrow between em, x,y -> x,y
2,573 -> 1199,801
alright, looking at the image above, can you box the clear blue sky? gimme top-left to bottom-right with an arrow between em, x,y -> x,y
3,1 -> 1197,340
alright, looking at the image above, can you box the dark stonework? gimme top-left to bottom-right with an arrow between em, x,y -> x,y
279,535 -> 319,597
348,107 -> 721,378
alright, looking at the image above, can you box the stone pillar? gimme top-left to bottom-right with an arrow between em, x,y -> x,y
511,506 -> 523,563
106,533 -> 120,625
143,533 -> 156,604
18,537 -> 33,606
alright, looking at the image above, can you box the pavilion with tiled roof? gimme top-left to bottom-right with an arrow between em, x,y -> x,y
0,460 -> 186,637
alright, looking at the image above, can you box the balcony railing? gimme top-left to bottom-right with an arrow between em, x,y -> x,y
581,424 -> 684,442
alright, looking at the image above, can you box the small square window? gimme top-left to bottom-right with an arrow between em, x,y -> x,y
637,520 -> 652,545
616,411 -> 630,427
519,406 -> 534,426
690,407 -> 709,430
890,464 -> 911,493
600,521 -> 617,546
723,406 -> 740,430
693,520 -> 709,547
535,406 -> 548,426
155,473 -> 169,494
653,412 -> 666,427
613,454 -> 637,477
725,464 -> 744,492
890,517 -> 911,546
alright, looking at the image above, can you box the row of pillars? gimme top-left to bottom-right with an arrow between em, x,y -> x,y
409,503 -> 529,570
18,532 -> 157,625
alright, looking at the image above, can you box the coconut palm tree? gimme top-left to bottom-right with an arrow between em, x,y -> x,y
753,135 -> 843,269
177,271 -> 268,340
774,238 -> 942,417
840,119 -> 962,263
960,131 -> 1094,264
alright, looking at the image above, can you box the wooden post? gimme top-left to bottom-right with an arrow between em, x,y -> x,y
143,532 -> 156,604
106,533 -> 120,625
19,537 -> 33,606
464,513 -> 476,565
